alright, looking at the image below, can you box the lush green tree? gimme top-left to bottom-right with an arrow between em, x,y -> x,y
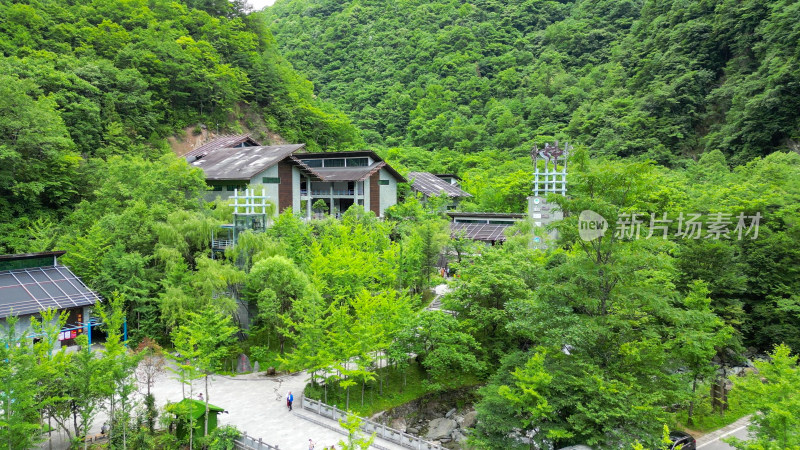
266,209 -> 313,267
158,256 -> 244,335
725,344 -> 800,449
496,351 -> 563,449
337,414 -> 375,450
681,151 -> 800,352
671,281 -> 735,426
473,156 -> 729,448
171,309 -> 237,441
277,284 -> 331,382
444,246 -> 537,364
0,317 -> 43,450
401,218 -> 449,292
65,335 -> 105,444
28,310 -> 71,443
308,208 -> 395,298
395,310 -> 483,390
0,74 -> 79,234
135,338 -> 165,433
97,292 -> 141,448
245,255 -> 318,353
26,310 -> 104,445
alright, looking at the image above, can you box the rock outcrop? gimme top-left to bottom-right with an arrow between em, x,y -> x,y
426,418 -> 458,440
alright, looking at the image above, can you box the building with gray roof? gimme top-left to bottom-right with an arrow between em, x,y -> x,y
0,251 -> 101,347
408,172 -> 471,209
184,134 -> 260,162
187,141 -> 405,219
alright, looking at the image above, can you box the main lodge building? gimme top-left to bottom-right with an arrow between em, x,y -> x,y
185,135 -> 405,219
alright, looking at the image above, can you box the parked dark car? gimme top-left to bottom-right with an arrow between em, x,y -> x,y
667,431 -> 697,450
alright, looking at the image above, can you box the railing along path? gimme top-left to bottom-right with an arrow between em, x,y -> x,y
301,396 -> 444,450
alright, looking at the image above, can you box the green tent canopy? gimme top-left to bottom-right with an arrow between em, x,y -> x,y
169,398 -> 225,439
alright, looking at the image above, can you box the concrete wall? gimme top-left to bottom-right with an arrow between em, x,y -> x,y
291,166 -> 302,213
0,305 -> 94,348
379,168 -> 398,217
363,174 -> 372,213
528,196 -> 561,244
249,165 -> 281,217
0,314 -> 36,340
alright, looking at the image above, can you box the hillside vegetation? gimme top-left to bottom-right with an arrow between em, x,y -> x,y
1,1 -> 800,448
0,0 -> 361,251
264,0 -> 800,165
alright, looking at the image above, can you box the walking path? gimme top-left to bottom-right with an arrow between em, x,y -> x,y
426,283 -> 451,311
41,368 -> 407,450
695,415 -> 751,449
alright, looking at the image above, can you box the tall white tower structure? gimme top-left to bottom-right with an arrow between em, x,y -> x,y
528,141 -> 570,249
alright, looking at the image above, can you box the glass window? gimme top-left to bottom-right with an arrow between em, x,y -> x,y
324,158 -> 345,167
301,159 -> 323,168
346,158 -> 369,167
210,185 -> 223,191
379,179 -> 390,185
262,177 -> 281,184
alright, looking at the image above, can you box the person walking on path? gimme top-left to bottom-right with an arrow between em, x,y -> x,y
287,391 -> 294,411
308,438 -> 315,449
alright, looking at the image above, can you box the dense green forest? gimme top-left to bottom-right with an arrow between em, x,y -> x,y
264,0 -> 800,166
259,0 -> 800,355
0,0 -> 362,253
1,0 -> 800,449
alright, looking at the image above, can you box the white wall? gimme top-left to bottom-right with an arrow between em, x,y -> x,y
249,165 -> 281,217
291,166 -> 301,213
379,168 -> 398,216
0,314 -> 35,340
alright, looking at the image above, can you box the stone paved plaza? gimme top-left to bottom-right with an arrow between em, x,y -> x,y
42,366 -> 407,450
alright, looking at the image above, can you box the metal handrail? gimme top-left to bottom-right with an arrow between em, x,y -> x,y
234,432 -> 280,450
301,396 -> 443,450
211,239 -> 234,248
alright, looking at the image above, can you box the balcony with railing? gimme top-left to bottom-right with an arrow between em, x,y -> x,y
305,182 -> 365,197
211,239 -> 234,249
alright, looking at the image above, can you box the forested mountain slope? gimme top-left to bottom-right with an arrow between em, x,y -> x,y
264,0 -> 800,165
0,0 -> 361,251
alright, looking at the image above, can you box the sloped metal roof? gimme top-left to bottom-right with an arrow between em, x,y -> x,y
288,156 -> 324,180
433,173 -> 462,181
297,150 -> 407,182
450,222 -> 511,242
313,162 -> 387,182
447,212 -> 525,220
184,134 -> 260,161
409,172 -> 472,198
190,144 -> 306,181
0,265 -> 101,318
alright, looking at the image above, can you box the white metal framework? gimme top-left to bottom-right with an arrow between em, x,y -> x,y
532,141 -> 570,196
229,188 -> 271,215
